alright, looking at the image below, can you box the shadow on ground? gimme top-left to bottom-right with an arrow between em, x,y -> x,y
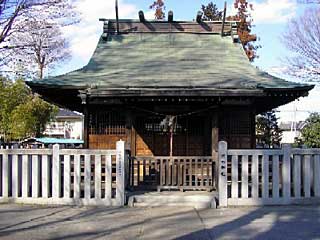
176,206 -> 320,240
0,204 -> 319,240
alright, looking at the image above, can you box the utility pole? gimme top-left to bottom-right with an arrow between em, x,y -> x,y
115,0 -> 120,34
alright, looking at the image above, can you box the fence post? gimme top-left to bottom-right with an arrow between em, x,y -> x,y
116,140 -> 125,206
314,155 -> 320,197
218,141 -> 228,207
2,150 -> 9,198
12,153 -> 19,198
52,144 -> 61,198
282,144 -> 291,201
42,155 -> 50,198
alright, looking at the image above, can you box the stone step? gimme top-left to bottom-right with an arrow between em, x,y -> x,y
127,191 -> 218,209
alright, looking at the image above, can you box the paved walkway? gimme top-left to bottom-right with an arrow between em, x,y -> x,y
0,204 -> 320,240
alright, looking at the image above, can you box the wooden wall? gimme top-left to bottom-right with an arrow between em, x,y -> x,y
89,135 -> 127,149
86,106 -> 255,153
88,108 -> 127,149
219,108 -> 255,149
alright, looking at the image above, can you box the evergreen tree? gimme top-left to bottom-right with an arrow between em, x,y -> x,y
0,77 -> 58,142
299,113 -> 320,148
256,110 -> 282,148
200,2 -> 223,21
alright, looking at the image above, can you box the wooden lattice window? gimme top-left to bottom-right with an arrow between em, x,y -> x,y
136,116 -> 204,135
219,111 -> 251,136
89,110 -> 126,135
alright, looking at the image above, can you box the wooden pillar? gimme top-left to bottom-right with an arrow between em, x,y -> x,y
131,114 -> 137,156
79,91 -> 89,149
78,91 -> 89,148
125,110 -> 133,152
83,104 -> 89,149
250,108 -> 256,149
186,118 -> 189,156
212,111 -> 219,189
204,115 -> 211,156
211,112 -> 219,159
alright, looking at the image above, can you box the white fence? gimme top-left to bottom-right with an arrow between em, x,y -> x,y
218,141 -> 320,207
0,141 -> 127,206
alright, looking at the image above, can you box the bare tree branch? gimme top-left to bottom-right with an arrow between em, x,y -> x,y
9,20 -> 71,79
296,0 -> 320,3
282,7 -> 320,82
0,0 -> 78,48
0,0 -> 78,71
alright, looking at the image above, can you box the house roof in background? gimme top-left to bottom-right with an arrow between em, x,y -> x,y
36,138 -> 83,144
57,108 -> 83,118
20,137 -> 83,145
279,121 -> 306,131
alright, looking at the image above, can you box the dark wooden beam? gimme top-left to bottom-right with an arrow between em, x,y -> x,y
139,10 -> 145,22
125,110 -> 133,151
196,11 -> 202,23
131,116 -> 137,156
79,91 -> 89,148
211,112 -> 219,156
168,11 -> 173,22
88,89 -> 265,97
204,115 -> 211,155
115,0 -> 120,34
106,20 -> 232,34
221,2 -> 227,36
83,104 -> 89,149
251,108 -> 256,149
212,111 -> 219,189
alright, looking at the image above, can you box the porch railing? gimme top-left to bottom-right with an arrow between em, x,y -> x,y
129,156 -> 217,191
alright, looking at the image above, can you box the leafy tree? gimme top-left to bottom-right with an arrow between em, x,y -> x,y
9,96 -> 58,139
298,113 -> 320,148
227,0 -> 258,61
10,20 -> 71,79
149,0 -> 165,20
256,110 -> 282,148
282,7 -> 320,82
0,77 -> 58,142
0,78 -> 31,141
200,2 -> 223,21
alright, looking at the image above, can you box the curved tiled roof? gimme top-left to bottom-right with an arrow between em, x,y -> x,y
28,25 -> 312,92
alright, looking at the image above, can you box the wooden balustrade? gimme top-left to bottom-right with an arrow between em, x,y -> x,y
129,156 -> 216,191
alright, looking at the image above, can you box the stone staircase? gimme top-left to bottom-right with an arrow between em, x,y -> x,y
127,191 -> 218,209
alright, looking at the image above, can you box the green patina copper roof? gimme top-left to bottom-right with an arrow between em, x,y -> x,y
29,33 -> 311,91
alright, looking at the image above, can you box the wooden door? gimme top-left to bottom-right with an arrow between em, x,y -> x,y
134,115 -> 210,156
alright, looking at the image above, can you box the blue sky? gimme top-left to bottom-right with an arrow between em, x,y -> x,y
57,0 -> 319,122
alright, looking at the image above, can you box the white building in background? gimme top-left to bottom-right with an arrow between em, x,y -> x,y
44,109 -> 84,140
279,121 -> 306,144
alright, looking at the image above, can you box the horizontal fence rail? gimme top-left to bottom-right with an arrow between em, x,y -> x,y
0,141 -> 127,206
129,156 -> 216,191
218,141 -> 320,207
